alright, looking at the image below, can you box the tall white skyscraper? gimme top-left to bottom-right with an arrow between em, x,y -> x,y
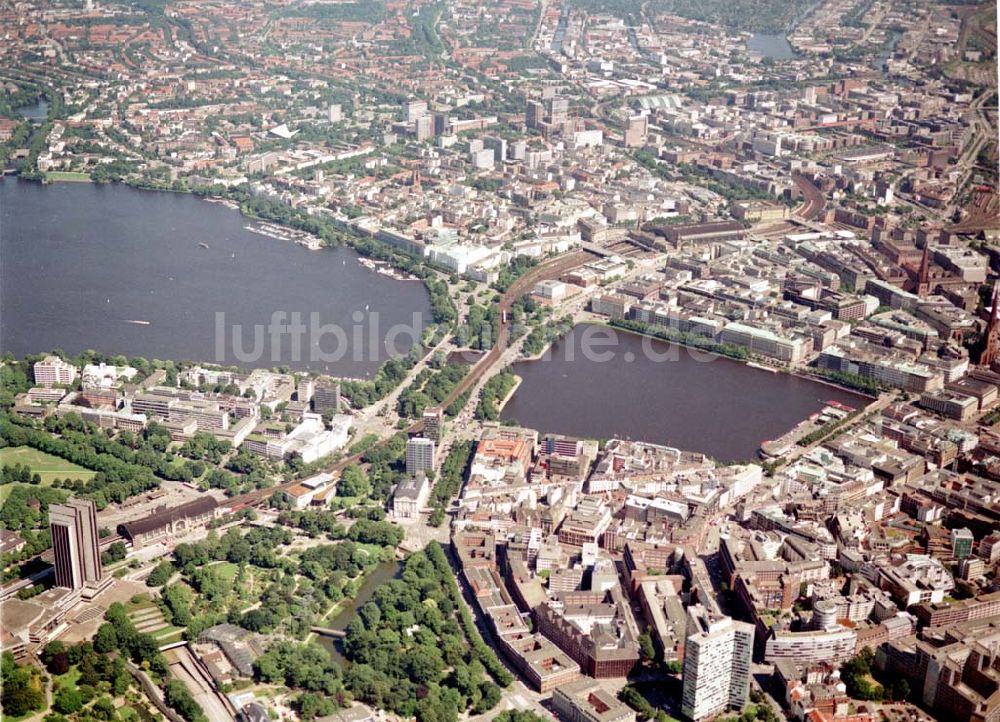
681,606 -> 754,721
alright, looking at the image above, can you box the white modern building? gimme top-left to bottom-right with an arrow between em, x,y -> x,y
681,607 -> 754,721
33,356 -> 77,387
249,414 -> 352,464
284,472 -> 335,509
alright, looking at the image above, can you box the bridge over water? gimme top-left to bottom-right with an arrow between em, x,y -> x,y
310,626 -> 346,638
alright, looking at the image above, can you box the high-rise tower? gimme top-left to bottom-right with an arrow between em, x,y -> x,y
681,606 -> 754,721
49,498 -> 103,590
406,437 -> 436,476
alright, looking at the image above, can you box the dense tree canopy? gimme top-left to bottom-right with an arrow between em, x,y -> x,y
339,543 -> 510,722
1,651 -> 46,718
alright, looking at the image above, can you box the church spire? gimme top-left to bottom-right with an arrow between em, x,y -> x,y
981,286 -> 1000,366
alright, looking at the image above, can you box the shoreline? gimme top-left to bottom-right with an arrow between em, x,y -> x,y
2,178 -> 439,379
44,172 -> 93,183
234,197 -> 440,287
519,341 -> 551,362
304,559 -> 386,644
599,320 -> 758,366
786,369 -> 878,399
602,320 -> 874,400
513,319 -> 874,403
243,221 -> 323,251
14,173 -> 443,295
495,373 -> 522,414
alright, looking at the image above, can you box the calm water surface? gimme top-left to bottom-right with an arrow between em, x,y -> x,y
0,178 -> 431,374
501,324 -> 867,461
315,560 -> 402,666
16,98 -> 49,120
747,33 -> 798,60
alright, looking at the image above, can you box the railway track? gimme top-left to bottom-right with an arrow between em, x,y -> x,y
228,250 -> 594,509
792,173 -> 825,221
436,249 -> 594,414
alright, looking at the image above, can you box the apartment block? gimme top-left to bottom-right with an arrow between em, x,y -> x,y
33,356 -> 77,387
681,607 -> 754,721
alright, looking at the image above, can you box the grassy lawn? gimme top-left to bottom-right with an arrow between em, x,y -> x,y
0,446 -> 96,484
0,483 -> 30,505
124,595 -> 157,613
119,706 -> 142,722
321,600 -> 345,621
53,666 -> 82,694
152,625 -> 184,642
207,561 -> 239,583
45,170 -> 92,182
355,543 -> 392,561
327,495 -> 361,511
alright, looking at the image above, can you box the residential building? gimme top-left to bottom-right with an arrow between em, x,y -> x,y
33,356 -> 76,387
681,606 -> 754,721
297,378 -> 315,403
312,381 -> 341,413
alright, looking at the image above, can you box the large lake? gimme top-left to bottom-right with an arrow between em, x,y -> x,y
0,178 -> 431,375
501,324 -> 867,461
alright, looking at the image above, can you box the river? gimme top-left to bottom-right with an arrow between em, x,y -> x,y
500,324 -> 867,461
314,559 -> 402,666
0,178 -> 432,374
